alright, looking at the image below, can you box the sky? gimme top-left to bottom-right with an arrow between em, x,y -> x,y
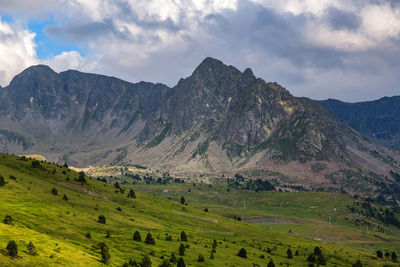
1,0 -> 400,102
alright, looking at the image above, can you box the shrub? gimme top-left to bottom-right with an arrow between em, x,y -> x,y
141,254 -> 152,267
180,231 -> 187,242
287,248 -> 293,258
6,240 -> 18,258
133,231 -> 142,241
204,208 -> 208,212
27,241 -> 38,255
0,175 -> 5,186
210,252 -> 214,259
352,259 -> 362,267
267,259 -> 275,267
9,175 -> 16,180
177,257 -> 185,267
198,254 -> 205,262
3,215 -> 13,225
85,232 -> 92,239
128,189 -> 136,198
100,243 -> 111,264
98,215 -> 106,224
106,230 -> 111,238
63,194 -> 69,201
237,248 -> 247,258
179,243 -> 185,256
295,250 -> 299,256
144,233 -> 155,245
392,252 -> 397,262
314,247 -> 322,255
51,187 -> 58,196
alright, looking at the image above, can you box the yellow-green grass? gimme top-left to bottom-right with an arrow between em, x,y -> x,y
130,181 -> 400,252
0,153 -> 398,266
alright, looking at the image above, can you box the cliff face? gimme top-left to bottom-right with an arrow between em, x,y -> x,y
1,58 -> 400,201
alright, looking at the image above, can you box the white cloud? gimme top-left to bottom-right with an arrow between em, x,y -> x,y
2,0 -> 400,100
43,51 -> 89,72
0,18 -> 38,86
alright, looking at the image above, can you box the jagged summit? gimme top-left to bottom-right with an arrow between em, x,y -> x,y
0,57 -> 399,201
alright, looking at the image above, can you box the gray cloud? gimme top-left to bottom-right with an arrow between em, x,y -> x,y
2,0 -> 400,102
326,7 -> 362,31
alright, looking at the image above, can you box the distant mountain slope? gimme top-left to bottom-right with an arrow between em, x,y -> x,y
320,97 -> 400,149
0,58 -> 400,202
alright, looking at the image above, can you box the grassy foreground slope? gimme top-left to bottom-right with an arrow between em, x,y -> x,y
0,153 -> 398,266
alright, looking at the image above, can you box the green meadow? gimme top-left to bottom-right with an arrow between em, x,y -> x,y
0,153 -> 399,266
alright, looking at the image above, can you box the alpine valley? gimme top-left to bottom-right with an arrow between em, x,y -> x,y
1,57 -> 400,203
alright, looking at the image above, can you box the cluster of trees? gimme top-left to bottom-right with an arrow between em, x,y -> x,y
227,174 -> 275,192
307,247 -> 326,266
349,200 -> 400,229
4,240 -> 38,258
376,250 -> 397,262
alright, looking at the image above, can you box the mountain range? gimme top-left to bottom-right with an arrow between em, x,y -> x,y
0,57 -> 399,202
321,97 -> 400,149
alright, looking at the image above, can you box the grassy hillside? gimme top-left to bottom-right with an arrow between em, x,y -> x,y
0,153 -> 399,266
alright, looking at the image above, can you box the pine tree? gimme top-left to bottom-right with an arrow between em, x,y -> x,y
63,194 -> 69,201
237,248 -> 247,258
267,259 -> 275,267
6,240 -> 18,258
78,171 -> 87,184
180,231 -> 187,242
51,187 -> 58,196
352,260 -> 362,267
287,248 -> 293,258
128,189 -> 136,198
376,250 -> 383,258
3,215 -> 13,225
317,253 -> 326,265
212,239 -> 217,249
170,252 -> 177,263
100,243 -> 111,264
180,196 -> 185,205
197,254 -> 205,262
392,252 -> 397,262
98,215 -> 106,224
314,247 -> 322,256
141,254 -> 152,267
210,252 -> 214,259
27,241 -> 38,255
0,175 -> 5,186
179,243 -> 185,256
133,230 -> 142,241
159,260 -> 172,267
144,233 -> 155,245
177,257 -> 185,267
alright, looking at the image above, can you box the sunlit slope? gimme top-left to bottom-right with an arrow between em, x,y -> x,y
0,153 -> 397,266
